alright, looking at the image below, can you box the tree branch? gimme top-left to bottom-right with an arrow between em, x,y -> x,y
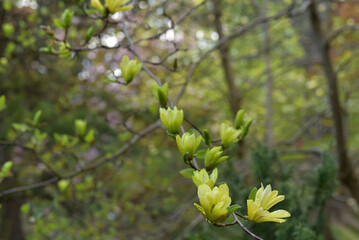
0,120 -> 161,198
175,0 -> 312,104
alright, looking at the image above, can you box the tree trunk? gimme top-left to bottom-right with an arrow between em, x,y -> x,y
212,0 -> 245,159
262,0 -> 273,147
309,0 -> 359,203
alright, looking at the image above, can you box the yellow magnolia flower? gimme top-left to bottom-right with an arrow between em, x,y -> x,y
176,132 -> 202,159
219,122 -> 241,149
247,184 -> 290,223
194,184 -> 233,223
159,107 -> 184,134
91,0 -> 104,11
192,168 -> 218,189
119,55 -> 142,84
105,0 -> 133,13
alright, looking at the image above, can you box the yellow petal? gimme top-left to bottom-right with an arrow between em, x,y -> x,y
91,0 -> 104,11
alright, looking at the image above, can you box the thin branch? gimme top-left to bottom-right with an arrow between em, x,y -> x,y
122,21 -> 187,134
235,212 -> 249,220
326,24 -> 359,45
213,213 -> 263,240
233,213 -> 264,240
174,0 -> 312,104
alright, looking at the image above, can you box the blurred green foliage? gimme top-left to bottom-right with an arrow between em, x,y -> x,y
1,0 -> 359,239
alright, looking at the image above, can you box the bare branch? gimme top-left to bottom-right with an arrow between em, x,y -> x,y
175,0 -> 312,104
326,24 -> 359,45
233,213 -> 264,240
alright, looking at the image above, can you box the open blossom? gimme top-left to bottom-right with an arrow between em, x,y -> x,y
192,168 -> 218,189
247,184 -> 290,223
194,184 -> 232,223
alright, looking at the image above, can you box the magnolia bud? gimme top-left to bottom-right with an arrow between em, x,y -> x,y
119,55 -> 142,84
176,132 -> 202,159
159,107 -> 183,134
204,147 -> 228,171
219,122 -> 241,149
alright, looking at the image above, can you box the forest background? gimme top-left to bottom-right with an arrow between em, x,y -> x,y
1,0 -> 359,239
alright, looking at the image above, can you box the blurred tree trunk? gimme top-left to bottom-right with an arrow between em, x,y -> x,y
0,179 -> 25,240
0,5 -> 25,238
212,0 -> 245,159
262,0 -> 273,147
309,1 -> 359,203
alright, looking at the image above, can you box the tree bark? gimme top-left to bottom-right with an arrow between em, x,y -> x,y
309,1 -> 359,203
212,0 -> 240,116
212,0 -> 245,159
262,0 -> 273,147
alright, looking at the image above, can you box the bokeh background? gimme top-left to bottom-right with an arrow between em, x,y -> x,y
1,0 -> 359,239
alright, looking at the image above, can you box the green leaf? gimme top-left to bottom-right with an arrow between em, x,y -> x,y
53,18 -> 65,29
234,109 -> 245,129
39,46 -> 52,54
151,84 -> 159,100
21,204 -> 30,214
33,110 -> 42,126
61,9 -> 74,29
75,119 -> 87,136
196,149 -> 207,159
0,95 -> 6,112
12,123 -> 31,132
1,161 -> 13,174
203,129 -> 211,146
85,129 -> 95,143
242,119 -> 253,138
226,204 -> 241,217
157,88 -> 167,107
179,168 -> 195,178
2,23 -> 14,38
85,9 -> 98,15
58,179 -> 70,192
85,26 -> 94,43
248,187 -> 258,201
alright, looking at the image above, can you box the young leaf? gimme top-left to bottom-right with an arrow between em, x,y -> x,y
226,204 -> 241,217
157,88 -> 167,107
179,168 -> 195,178
234,109 -> 245,129
242,119 -> 253,138
12,123 -> 31,132
0,95 -> 6,112
248,187 -> 258,201
85,26 -> 94,43
58,179 -> 70,192
53,18 -> 65,29
85,129 -> 95,143
1,161 -> 13,174
39,46 -> 52,54
196,149 -> 207,159
33,110 -> 42,126
203,129 -> 211,146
